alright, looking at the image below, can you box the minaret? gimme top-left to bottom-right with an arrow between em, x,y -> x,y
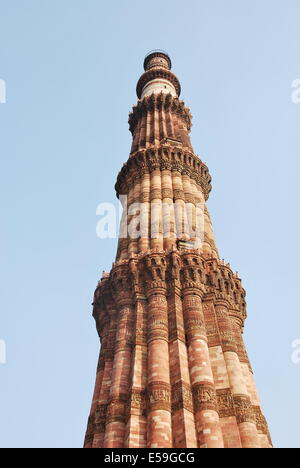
84,51 -> 272,449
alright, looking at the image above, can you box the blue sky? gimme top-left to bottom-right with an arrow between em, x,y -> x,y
0,0 -> 299,448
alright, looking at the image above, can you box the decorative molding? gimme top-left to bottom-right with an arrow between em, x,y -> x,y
171,381 -> 193,413
147,381 -> 171,412
192,383 -> 218,412
115,147 -> 212,201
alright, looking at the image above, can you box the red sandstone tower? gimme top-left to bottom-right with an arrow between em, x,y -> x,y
84,51 -> 272,449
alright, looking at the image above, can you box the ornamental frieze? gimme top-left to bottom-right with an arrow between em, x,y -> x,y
147,382 -> 171,412
206,327 -> 220,347
219,330 -> 236,343
192,383 -> 218,412
253,406 -> 272,444
253,406 -> 267,433
173,189 -> 185,201
150,189 -> 162,201
160,160 -> 173,172
216,388 -> 235,418
128,389 -> 147,417
148,318 -> 168,330
161,188 -> 173,199
185,317 -> 205,333
215,306 -> 229,319
233,395 -> 256,425
147,317 -> 169,342
106,396 -> 128,425
184,193 -> 196,204
171,381 -> 193,413
115,149 -> 212,201
148,294 -> 167,305
183,295 -> 202,307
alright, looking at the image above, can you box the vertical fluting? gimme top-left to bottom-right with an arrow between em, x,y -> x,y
131,115 -> 141,154
215,300 -> 260,448
172,111 -> 180,141
231,315 -> 272,448
91,326 -> 108,448
202,296 -> 242,448
172,170 -> 186,241
145,256 -> 172,448
150,169 -> 163,251
181,259 -> 224,448
190,179 -> 204,249
125,269 -> 148,448
128,176 -> 141,255
104,270 -> 134,448
182,173 -> 196,243
166,107 -> 175,139
159,95 -> 167,141
168,254 -> 197,447
139,111 -> 146,149
153,104 -> 160,146
84,349 -> 105,448
127,178 -> 137,257
162,168 -> 175,251
116,191 -> 128,261
146,109 -> 151,148
93,307 -> 118,448
139,170 -> 150,253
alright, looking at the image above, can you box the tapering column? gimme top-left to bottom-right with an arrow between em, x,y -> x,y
150,168 -> 163,251
85,50 -> 272,449
145,254 -> 172,448
182,172 -> 196,243
127,175 -> 138,257
84,349 -> 104,448
230,313 -> 272,448
93,312 -> 117,448
91,333 -> 108,448
104,266 -> 135,448
125,260 -> 148,447
202,292 -> 242,448
215,299 -> 260,448
181,255 -> 224,448
161,162 -> 175,251
139,169 -> 150,253
85,279 -> 117,449
172,170 -> 187,241
158,93 -> 167,141
168,251 -> 197,447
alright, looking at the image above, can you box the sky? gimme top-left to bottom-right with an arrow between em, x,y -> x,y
0,0 -> 299,448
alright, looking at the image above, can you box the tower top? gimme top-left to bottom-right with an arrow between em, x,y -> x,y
137,50 -> 180,99
143,50 -> 172,71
